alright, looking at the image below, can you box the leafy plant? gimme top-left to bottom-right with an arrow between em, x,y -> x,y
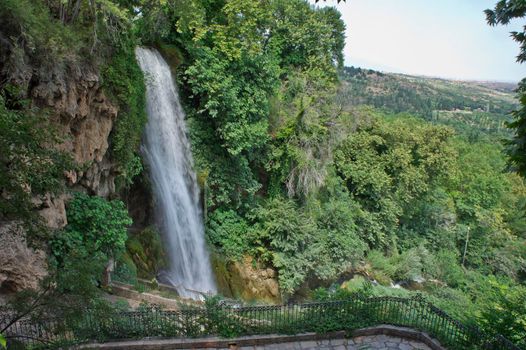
0,93 -> 71,230
51,192 -> 132,263
102,40 -> 147,188
206,209 -> 251,260
478,278 -> 526,347
485,0 -> 526,176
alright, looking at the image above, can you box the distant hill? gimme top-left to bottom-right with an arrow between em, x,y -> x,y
338,66 -> 519,138
471,81 -> 517,94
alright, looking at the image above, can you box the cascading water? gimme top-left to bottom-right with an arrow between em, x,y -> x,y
135,47 -> 216,300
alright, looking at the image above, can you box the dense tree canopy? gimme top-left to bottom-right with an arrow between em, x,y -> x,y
1,1 -> 525,346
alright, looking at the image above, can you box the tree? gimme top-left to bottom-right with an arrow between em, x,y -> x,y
1,193 -> 131,344
333,114 -> 456,247
50,193 -> 132,265
0,255 -> 113,347
0,93 -> 71,229
486,1 -> 526,175
478,279 -> 526,347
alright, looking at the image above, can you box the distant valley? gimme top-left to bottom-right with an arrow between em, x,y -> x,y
338,67 -> 519,138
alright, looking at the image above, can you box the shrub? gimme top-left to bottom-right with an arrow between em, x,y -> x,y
206,210 -> 251,260
51,193 -> 132,263
102,39 -> 147,188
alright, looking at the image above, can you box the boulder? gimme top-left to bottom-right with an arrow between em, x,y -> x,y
0,222 -> 47,293
212,254 -> 281,304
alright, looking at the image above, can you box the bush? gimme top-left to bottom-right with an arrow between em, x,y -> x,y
102,39 -> 147,188
0,93 -> 71,229
206,210 -> 251,260
51,193 -> 132,263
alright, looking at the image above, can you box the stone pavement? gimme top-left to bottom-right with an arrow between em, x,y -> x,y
215,335 -> 432,350
81,327 -> 443,350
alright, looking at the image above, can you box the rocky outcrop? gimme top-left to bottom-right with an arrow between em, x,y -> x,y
212,255 -> 280,304
32,193 -> 70,229
0,222 -> 47,293
0,53 -> 121,293
30,66 -> 119,198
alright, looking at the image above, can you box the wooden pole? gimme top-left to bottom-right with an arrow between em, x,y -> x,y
462,226 -> 470,267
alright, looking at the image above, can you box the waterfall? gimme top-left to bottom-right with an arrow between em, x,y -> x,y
135,47 -> 216,300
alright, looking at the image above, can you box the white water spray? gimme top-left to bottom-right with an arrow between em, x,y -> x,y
135,47 -> 216,299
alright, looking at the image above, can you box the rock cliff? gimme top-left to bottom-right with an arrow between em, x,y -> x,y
0,56 -> 120,293
0,222 -> 47,293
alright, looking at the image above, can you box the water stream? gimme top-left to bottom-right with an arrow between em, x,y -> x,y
135,47 -> 216,300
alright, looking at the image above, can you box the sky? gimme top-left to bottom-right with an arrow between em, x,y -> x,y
310,0 -> 526,82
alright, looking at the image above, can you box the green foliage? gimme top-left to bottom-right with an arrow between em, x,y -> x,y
51,193 -> 132,263
251,197 -> 318,294
251,194 -> 366,295
204,296 -> 244,338
366,246 -> 431,285
206,209 -> 251,260
267,69 -> 339,198
478,279 -> 526,347
505,79 -> 526,176
0,0 -> 84,70
0,93 -> 71,226
102,41 -> 147,188
425,250 -> 466,288
113,252 -> 138,285
125,227 -> 166,278
334,115 -> 456,247
183,46 -> 278,207
312,197 -> 366,279
485,0 -> 526,175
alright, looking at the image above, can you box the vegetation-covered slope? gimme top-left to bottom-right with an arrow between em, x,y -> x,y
338,67 -> 518,138
0,0 -> 525,348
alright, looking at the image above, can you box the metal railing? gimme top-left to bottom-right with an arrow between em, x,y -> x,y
2,295 -> 523,350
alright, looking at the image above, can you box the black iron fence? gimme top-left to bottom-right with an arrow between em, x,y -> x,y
2,295 -> 523,350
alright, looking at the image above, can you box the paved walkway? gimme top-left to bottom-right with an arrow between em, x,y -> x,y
217,335 -> 432,350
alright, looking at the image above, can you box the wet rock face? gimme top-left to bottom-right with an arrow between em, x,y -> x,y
0,222 -> 47,293
212,255 -> 281,304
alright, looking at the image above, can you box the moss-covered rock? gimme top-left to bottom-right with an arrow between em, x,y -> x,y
125,226 -> 166,279
211,252 -> 281,304
156,43 -> 184,71
114,251 -> 138,285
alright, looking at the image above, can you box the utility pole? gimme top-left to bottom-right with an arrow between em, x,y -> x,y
462,226 -> 470,267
